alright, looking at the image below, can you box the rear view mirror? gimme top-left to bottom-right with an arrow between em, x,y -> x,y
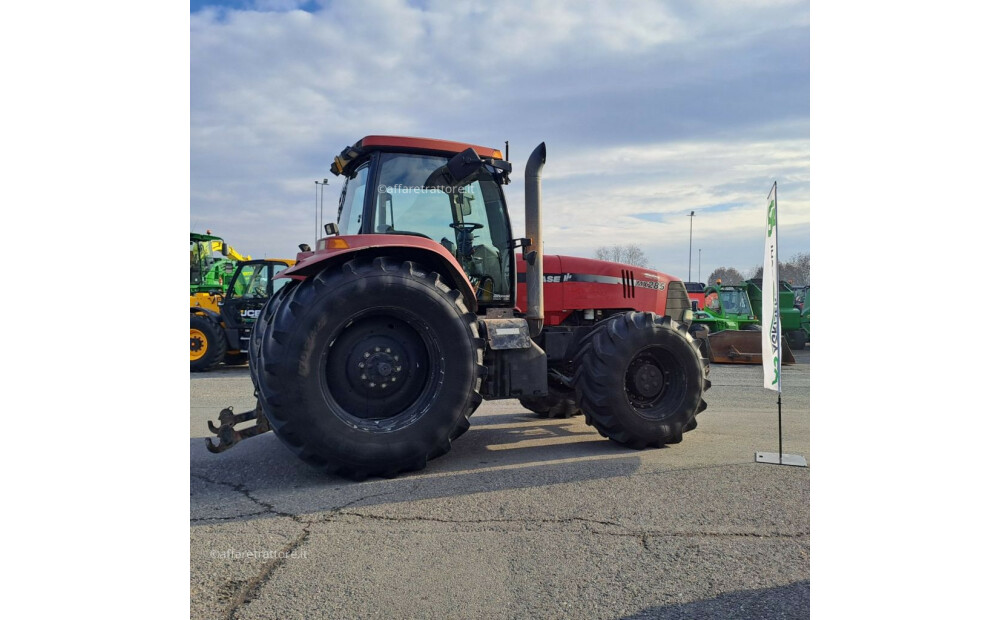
446,148 -> 484,188
424,147 -> 484,192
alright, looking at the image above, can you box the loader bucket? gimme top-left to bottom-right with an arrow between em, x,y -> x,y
697,330 -> 795,365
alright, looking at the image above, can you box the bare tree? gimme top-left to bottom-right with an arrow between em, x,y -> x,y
747,252 -> 809,285
594,244 -> 652,268
706,267 -> 746,285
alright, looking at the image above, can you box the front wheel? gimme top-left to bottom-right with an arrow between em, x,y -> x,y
190,314 -> 225,372
573,312 -> 709,448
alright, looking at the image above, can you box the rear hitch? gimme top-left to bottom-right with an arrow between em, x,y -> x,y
205,402 -> 272,453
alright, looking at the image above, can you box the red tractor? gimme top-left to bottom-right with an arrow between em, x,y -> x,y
207,136 -> 711,479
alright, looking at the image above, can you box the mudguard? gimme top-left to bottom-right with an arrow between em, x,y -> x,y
279,234 -> 479,312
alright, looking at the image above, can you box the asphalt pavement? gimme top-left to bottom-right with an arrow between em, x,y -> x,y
191,348 -> 809,619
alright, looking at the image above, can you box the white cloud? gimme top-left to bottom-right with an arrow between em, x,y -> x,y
191,0 -> 809,276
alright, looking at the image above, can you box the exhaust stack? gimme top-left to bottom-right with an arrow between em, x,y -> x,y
524,142 -> 546,337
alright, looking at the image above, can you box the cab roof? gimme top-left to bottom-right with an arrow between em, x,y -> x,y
358,136 -> 502,158
332,135 -> 505,176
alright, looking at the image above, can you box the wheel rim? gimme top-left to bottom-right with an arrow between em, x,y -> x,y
624,346 -> 685,419
191,328 -> 208,361
323,311 -> 436,430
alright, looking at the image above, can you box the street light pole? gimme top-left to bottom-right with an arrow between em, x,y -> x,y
314,181 -> 320,243
320,178 -> 329,235
687,211 -> 695,281
315,178 -> 329,242
699,248 -> 702,282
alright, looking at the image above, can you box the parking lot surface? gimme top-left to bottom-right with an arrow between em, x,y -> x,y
191,350 -> 809,619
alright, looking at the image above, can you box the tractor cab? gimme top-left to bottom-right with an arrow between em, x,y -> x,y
705,286 -> 754,317
218,260 -> 292,328
693,284 -> 758,331
189,231 -> 253,295
190,232 -> 229,293
329,136 -> 516,305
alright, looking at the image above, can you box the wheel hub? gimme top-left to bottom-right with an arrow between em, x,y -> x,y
326,315 -> 430,420
626,354 -> 667,406
349,343 -> 409,395
191,329 -> 207,361
632,363 -> 663,398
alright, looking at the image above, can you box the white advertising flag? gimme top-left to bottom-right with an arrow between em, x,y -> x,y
762,182 -> 781,391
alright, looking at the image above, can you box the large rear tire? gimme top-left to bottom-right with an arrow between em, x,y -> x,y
248,280 -> 297,391
253,257 -> 484,479
190,314 -> 225,372
519,386 -> 581,419
573,312 -> 709,448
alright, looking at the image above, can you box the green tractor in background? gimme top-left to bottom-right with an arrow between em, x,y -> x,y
191,231 -> 286,372
190,231 -> 251,294
691,284 -> 760,332
743,278 -> 809,350
689,282 -> 795,364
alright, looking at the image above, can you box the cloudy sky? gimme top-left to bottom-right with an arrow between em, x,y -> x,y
191,0 -> 809,280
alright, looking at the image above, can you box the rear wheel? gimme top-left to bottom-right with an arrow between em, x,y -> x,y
190,314 -> 225,372
249,281 -> 297,390
519,385 -> 581,419
254,257 -> 484,479
573,312 -> 709,448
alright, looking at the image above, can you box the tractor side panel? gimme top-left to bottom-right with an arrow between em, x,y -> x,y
516,254 -> 672,325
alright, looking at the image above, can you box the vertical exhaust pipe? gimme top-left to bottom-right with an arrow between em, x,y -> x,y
524,142 -> 546,338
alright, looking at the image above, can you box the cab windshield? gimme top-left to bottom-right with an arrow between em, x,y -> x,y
228,263 -> 290,299
719,288 -> 752,315
336,164 -> 369,235
230,264 -> 271,299
371,152 -> 513,303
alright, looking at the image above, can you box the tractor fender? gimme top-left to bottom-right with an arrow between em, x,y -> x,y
191,306 -> 222,321
279,234 -> 478,312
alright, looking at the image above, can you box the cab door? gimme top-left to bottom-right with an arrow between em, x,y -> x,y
221,261 -> 289,329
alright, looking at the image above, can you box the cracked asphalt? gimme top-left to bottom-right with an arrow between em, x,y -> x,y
191,349 -> 809,619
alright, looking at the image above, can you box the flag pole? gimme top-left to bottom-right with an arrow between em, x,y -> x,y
778,394 -> 782,465
756,181 -> 805,468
